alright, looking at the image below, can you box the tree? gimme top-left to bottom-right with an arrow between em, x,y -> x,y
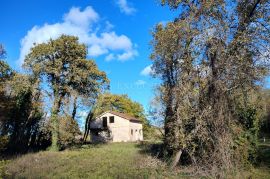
83,93 -> 153,141
258,89 -> 270,135
0,45 -> 12,83
151,0 -> 270,175
5,74 -> 44,152
0,45 -> 46,154
0,61 -> 45,153
0,44 -> 5,59
0,45 -> 12,152
58,115 -> 81,150
24,35 -> 109,150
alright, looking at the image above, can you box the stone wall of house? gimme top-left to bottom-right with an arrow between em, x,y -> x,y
129,121 -> 143,141
90,112 -> 132,142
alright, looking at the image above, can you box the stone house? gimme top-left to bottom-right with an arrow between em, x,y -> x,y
90,111 -> 143,142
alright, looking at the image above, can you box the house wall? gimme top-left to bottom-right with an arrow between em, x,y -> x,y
90,112 -> 130,142
129,122 -> 143,141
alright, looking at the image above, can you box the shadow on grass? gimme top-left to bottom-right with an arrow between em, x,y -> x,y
136,141 -> 165,160
257,140 -> 270,168
0,147 -> 48,160
0,141 -> 110,160
66,141 -> 110,151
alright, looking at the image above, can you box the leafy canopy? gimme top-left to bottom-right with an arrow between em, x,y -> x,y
24,35 -> 109,99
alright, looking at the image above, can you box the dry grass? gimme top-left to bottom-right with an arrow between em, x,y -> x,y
2,143 -> 184,179
1,141 -> 270,179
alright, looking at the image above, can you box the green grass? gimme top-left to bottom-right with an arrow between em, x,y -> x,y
1,143 -> 183,179
1,141 -> 270,179
238,139 -> 270,179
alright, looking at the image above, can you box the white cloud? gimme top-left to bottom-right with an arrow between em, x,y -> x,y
117,49 -> 138,61
135,80 -> 146,85
140,65 -> 153,76
63,6 -> 99,28
98,32 -> 133,51
88,44 -> 108,57
105,21 -> 114,31
18,6 -> 137,65
105,53 -> 115,61
116,0 -> 136,15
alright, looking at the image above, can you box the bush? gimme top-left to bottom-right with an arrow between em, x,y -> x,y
234,106 -> 259,165
0,160 -> 9,178
58,116 -> 81,150
0,136 -> 9,153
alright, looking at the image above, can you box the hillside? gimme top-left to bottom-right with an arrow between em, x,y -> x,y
1,142 -> 270,179
1,143 -> 175,179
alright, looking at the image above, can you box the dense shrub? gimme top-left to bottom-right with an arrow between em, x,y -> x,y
58,116 -> 81,150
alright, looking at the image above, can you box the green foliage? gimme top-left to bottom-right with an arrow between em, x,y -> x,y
0,136 -> 9,152
0,60 -> 13,81
235,106 -> 260,164
24,35 -> 109,99
238,107 -> 258,130
151,0 -> 270,175
93,93 -> 145,118
91,93 -> 154,139
0,44 -> 6,60
24,35 -> 109,150
259,89 -> 270,136
0,45 -> 49,154
58,116 -> 81,150
161,0 -> 182,8
1,74 -> 44,153
0,159 -> 10,179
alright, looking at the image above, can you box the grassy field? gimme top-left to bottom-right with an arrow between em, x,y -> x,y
0,143 -> 180,179
1,142 -> 270,179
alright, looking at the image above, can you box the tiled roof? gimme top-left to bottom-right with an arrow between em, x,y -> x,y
107,111 -> 142,123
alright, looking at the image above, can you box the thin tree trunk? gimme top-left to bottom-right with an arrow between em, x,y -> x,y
83,111 -> 94,142
71,96 -> 77,120
171,149 -> 182,169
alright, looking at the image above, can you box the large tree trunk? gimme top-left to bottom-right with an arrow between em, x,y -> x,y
164,91 -> 175,156
163,61 -> 178,157
50,92 -> 62,151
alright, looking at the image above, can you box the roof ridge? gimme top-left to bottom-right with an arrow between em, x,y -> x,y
106,110 -> 141,122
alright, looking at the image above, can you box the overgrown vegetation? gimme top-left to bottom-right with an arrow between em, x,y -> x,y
0,36 -> 111,153
24,35 -> 109,151
150,0 -> 270,177
0,0 -> 270,178
0,36 -> 153,155
1,142 -> 270,178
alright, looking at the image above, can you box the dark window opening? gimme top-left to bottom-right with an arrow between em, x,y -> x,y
131,129 -> 133,135
103,117 -> 107,128
109,116 -> 114,123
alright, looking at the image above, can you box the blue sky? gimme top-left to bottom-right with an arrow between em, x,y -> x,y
0,0 -> 178,112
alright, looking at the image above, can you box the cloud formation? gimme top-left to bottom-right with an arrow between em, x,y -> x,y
116,0 -> 136,15
140,65 -> 153,76
18,6 -> 138,65
63,6 -> 99,28
135,80 -> 146,85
